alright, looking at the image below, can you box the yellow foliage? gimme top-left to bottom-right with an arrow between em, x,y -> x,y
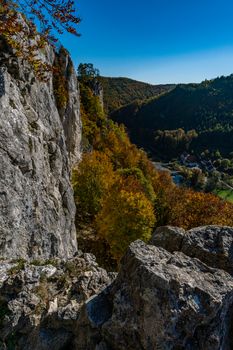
72,151 -> 117,217
95,178 -> 156,262
94,123 -> 142,169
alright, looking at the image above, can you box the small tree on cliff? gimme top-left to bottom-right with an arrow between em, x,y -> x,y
78,63 -> 100,82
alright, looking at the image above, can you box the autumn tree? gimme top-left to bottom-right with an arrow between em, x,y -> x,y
118,167 -> 156,202
96,176 -> 156,262
0,0 -> 80,76
94,122 -> 143,169
72,151 -> 116,218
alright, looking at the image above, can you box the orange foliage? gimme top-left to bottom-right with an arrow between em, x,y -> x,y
0,1 -> 80,78
167,187 -> 233,229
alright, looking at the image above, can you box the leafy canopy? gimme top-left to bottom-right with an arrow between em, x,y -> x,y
95,178 -> 156,262
111,75 -> 233,159
72,151 -> 116,217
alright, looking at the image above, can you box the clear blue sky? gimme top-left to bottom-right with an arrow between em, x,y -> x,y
59,0 -> 233,84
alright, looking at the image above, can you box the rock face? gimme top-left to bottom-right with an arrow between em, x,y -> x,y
0,39 -> 81,260
76,226 -> 233,350
150,225 -> 185,252
0,253 -> 115,349
151,225 -> 233,274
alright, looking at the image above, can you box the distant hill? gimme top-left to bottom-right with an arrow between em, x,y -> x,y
111,75 -> 233,159
99,76 -> 175,114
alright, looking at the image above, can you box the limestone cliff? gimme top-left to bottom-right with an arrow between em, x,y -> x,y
0,38 -> 81,260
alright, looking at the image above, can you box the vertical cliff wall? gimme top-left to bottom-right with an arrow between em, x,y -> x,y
0,39 -> 81,260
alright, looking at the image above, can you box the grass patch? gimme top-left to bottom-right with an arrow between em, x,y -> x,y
214,189 -> 233,203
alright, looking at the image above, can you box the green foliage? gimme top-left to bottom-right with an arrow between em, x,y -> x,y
99,76 -> 174,114
8,259 -> 26,275
111,74 -> 233,159
214,189 -> 233,203
78,63 -> 100,81
154,129 -> 198,158
31,258 -> 58,267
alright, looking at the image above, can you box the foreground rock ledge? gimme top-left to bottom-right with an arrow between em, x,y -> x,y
151,225 -> 233,274
76,231 -> 233,350
0,252 -> 115,349
2,226 -> 233,349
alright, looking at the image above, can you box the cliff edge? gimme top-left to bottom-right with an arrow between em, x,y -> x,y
0,38 -> 81,260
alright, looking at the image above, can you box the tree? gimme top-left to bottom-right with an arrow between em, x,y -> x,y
221,159 -> 231,170
0,0 -> 80,76
166,188 -> 233,229
96,178 -> 156,262
72,151 -> 116,218
78,63 -> 100,81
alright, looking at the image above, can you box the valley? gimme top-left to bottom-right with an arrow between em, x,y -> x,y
105,75 -> 233,203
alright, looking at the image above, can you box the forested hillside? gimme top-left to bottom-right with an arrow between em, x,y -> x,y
99,76 -> 174,114
111,74 -> 233,158
72,66 -> 233,269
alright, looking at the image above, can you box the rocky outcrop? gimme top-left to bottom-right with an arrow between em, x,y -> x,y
0,38 -> 81,260
53,48 -> 82,166
0,253 -> 115,349
1,220 -> 233,349
75,226 -> 233,349
151,225 -> 233,274
150,225 -> 185,252
92,79 -> 104,110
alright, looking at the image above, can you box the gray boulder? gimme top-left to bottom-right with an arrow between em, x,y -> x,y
0,253 -> 115,349
150,225 -> 185,252
76,239 -> 233,350
182,226 -> 233,275
151,225 -> 233,275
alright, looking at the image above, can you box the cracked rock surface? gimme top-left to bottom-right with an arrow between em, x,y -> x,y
0,38 -> 81,260
0,253 -> 115,349
76,226 -> 233,350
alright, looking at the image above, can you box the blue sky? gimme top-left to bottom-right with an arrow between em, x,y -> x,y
59,0 -> 233,84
